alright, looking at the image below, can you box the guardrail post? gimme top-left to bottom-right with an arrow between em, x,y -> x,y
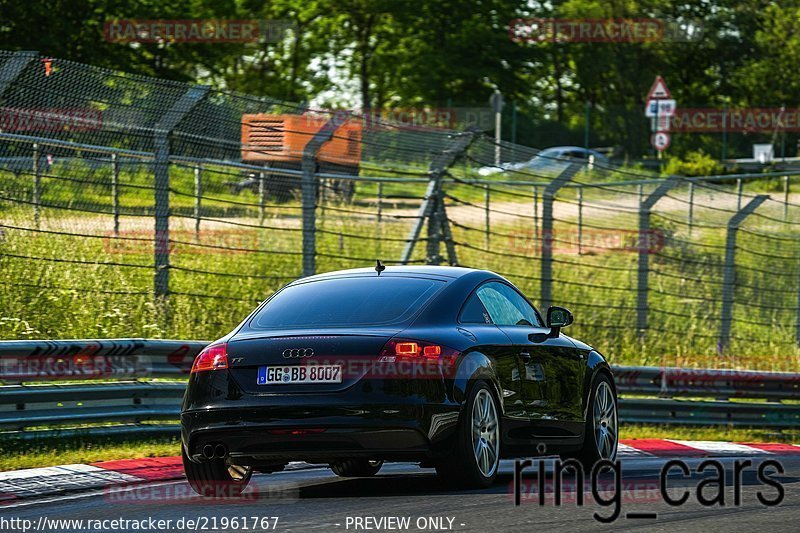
401,129 -> 478,265
301,118 -> 340,277
153,85 -> 209,305
540,163 -> 583,310
637,177 -> 681,333
111,153 -> 120,236
193,165 -> 201,238
719,195 -> 769,354
32,143 -> 40,229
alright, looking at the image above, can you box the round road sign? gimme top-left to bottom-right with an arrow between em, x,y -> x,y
652,132 -> 670,151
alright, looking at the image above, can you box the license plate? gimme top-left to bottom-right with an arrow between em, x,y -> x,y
257,365 -> 342,385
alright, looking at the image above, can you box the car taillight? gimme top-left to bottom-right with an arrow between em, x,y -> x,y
190,342 -> 229,373
380,339 -> 459,361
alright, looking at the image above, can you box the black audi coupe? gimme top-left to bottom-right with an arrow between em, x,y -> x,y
181,266 -> 618,495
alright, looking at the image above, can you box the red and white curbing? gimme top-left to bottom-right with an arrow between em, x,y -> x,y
1,440 -> 798,503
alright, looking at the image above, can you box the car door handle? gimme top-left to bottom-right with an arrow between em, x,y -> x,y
519,351 -> 532,362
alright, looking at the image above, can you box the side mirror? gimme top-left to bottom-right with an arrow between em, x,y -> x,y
530,306 -> 574,343
547,306 -> 573,329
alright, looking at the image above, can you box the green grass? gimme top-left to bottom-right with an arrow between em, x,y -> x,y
0,434 -> 181,471
620,424 -> 800,444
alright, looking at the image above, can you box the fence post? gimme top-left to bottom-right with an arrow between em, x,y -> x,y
687,181 -> 694,237
32,143 -> 40,229
258,171 -> 266,226
427,188 -> 444,264
111,153 -> 120,236
719,195 -> 768,354
540,163 -> 583,310
637,177 -> 681,334
784,176 -> 789,222
736,178 -> 743,210
533,187 -> 539,239
795,261 -> 800,347
401,129 -> 478,265
376,181 -> 383,257
152,85 -> 209,304
577,185 -> 583,255
377,182 -> 383,223
152,139 -> 170,301
193,165 -> 201,238
301,118 -> 340,277
484,184 -> 490,249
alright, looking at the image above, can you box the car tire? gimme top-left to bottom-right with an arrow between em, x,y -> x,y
182,445 -> 253,498
330,459 -> 384,477
435,380 -> 500,488
565,373 -> 618,470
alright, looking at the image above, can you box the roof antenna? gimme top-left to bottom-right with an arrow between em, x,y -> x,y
375,259 -> 386,276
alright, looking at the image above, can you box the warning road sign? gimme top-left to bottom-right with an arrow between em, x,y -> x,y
647,76 -> 671,100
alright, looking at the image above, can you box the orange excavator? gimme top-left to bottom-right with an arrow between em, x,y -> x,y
239,114 -> 362,201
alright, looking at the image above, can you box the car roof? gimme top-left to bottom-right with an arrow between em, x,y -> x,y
540,146 -> 600,155
294,265 -> 496,283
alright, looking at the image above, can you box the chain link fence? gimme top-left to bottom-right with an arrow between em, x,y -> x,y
1,50 -> 800,372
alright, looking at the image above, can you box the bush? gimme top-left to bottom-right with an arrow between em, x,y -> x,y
663,150 -> 724,177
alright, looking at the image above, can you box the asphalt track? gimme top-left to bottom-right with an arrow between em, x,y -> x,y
2,452 -> 799,532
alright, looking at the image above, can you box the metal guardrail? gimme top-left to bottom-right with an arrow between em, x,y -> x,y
0,338 -> 208,381
0,339 -> 797,436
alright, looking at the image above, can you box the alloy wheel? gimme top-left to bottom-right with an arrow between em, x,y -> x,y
593,381 -> 618,460
471,389 -> 499,477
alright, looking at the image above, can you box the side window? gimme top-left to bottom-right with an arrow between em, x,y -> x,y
562,150 -> 586,159
459,293 -> 492,324
475,282 -> 541,327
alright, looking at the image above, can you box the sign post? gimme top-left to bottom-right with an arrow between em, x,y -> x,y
645,76 -> 675,154
490,91 -> 504,165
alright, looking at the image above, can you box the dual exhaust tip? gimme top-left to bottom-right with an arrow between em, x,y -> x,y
201,443 -> 228,460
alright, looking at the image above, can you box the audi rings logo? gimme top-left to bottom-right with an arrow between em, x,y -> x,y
282,348 -> 314,358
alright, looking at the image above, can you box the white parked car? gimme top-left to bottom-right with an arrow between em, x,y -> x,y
478,146 -> 610,177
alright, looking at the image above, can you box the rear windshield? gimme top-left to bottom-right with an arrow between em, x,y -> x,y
249,276 -> 445,329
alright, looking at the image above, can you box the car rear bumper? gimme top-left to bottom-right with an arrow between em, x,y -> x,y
181,399 -> 461,465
